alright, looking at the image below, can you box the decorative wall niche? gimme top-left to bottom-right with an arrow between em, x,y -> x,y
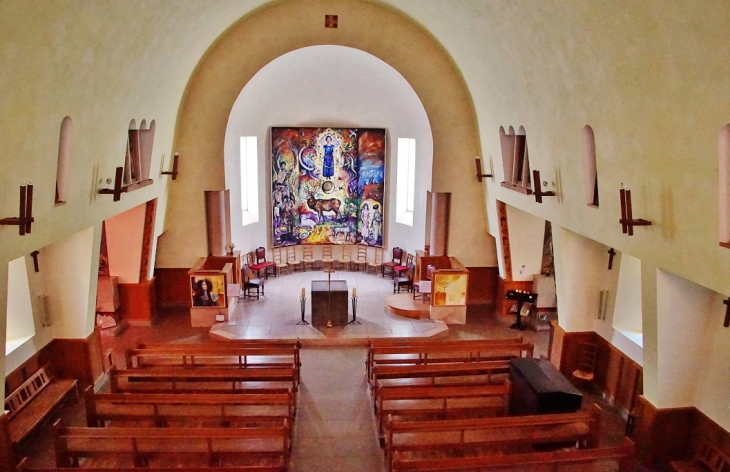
719,124 -> 730,248
124,119 -> 155,186
499,126 -> 532,194
55,116 -> 73,205
583,125 -> 599,207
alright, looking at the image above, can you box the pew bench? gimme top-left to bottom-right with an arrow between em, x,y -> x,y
367,338 -> 531,382
52,419 -> 290,469
125,346 -> 301,382
1,364 -> 78,449
670,441 -> 730,472
385,404 -> 603,472
372,360 -> 512,394
84,387 -> 295,432
18,456 -> 287,472
391,437 -> 635,472
108,366 -> 297,396
375,382 -> 511,438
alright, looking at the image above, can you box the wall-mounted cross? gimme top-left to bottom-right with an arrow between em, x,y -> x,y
608,248 -> 616,270
724,298 -> 730,327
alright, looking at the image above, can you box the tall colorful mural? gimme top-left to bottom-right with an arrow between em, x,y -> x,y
272,127 -> 385,247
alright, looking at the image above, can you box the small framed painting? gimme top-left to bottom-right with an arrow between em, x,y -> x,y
190,274 -> 226,307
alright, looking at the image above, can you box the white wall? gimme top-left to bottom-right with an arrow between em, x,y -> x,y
655,268 -> 714,408
5,257 -> 35,346
223,45 -> 433,259
613,253 -> 643,337
505,204 -> 544,281
105,203 -> 146,284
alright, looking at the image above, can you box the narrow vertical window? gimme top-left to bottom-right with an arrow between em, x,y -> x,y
6,256 -> 35,354
719,125 -> 730,247
499,126 -> 531,193
240,136 -> 259,226
396,138 -> 415,226
55,117 -> 73,205
583,125 -> 599,207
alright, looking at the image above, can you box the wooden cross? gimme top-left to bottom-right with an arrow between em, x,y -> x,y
607,248 -> 616,270
724,298 -> 730,328
325,14 -> 338,28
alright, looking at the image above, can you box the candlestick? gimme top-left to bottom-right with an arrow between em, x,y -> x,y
301,287 -> 305,298
353,287 -> 357,298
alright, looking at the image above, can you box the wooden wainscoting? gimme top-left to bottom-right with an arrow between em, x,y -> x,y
466,267 -> 498,305
118,277 -> 157,325
155,268 -> 193,308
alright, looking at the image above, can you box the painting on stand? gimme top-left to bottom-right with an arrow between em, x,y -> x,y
271,127 -> 385,247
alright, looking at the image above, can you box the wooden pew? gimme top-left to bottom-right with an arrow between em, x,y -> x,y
367,339 -> 533,386
372,360 -> 512,394
51,419 -> 290,469
375,382 -> 511,438
84,386 -> 295,431
17,457 -> 288,472
385,404 -> 603,472
1,364 -> 78,452
108,366 -> 297,395
391,437 -> 635,472
670,441 -> 730,472
127,343 -> 301,382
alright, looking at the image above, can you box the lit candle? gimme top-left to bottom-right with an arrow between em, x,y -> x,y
301,287 -> 305,298
353,287 -> 357,298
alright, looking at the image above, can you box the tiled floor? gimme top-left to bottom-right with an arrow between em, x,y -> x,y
212,269 -> 447,342
18,269 -> 653,471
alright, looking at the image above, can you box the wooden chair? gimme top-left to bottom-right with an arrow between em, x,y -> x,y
285,246 -> 301,272
321,245 -> 334,270
394,253 -> 413,279
414,265 -> 434,300
254,246 -> 277,278
242,265 -> 264,300
273,247 -> 288,276
301,246 -> 315,270
352,245 -> 368,272
382,247 -> 403,277
335,244 -> 352,270
368,247 -> 383,274
571,342 -> 598,385
394,263 -> 414,293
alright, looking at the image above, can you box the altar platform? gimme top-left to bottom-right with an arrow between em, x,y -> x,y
209,269 -> 448,345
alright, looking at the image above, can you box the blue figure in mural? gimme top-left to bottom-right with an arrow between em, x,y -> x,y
322,135 -> 335,179
370,203 -> 382,244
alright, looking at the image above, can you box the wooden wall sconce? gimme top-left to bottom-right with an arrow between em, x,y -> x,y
475,156 -> 493,183
161,152 -> 180,180
619,185 -> 651,236
532,170 -> 556,203
0,183 -> 34,235
99,166 -> 154,202
31,250 -> 40,272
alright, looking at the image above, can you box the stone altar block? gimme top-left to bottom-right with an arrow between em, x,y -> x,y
311,280 -> 349,327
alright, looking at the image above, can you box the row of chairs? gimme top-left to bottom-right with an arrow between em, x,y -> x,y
250,245 -> 414,278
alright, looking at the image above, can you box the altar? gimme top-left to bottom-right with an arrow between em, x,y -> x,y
311,280 -> 349,327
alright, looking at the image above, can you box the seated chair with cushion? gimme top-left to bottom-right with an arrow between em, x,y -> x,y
394,263 -> 415,293
241,264 -> 264,300
251,246 -> 276,278
393,253 -> 413,279
382,247 -> 403,277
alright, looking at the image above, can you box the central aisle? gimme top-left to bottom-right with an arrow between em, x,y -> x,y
292,347 -> 384,471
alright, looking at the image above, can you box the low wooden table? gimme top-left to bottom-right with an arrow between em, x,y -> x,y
311,280 -> 348,327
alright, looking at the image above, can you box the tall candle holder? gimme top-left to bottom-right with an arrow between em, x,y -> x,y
349,290 -> 361,325
297,290 -> 309,325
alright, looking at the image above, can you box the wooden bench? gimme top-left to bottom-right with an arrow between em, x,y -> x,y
125,346 -> 301,382
391,437 -> 635,472
385,404 -> 603,472
17,456 -> 287,472
1,364 -> 78,450
51,419 -> 290,469
367,339 -> 533,386
108,366 -> 297,395
670,441 -> 730,472
84,386 -> 295,431
375,382 -> 511,438
372,360 -> 512,396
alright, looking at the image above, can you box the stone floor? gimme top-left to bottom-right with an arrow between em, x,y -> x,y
18,268 -> 653,471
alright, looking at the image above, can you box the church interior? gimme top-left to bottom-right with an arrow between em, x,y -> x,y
2,0 -> 730,470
